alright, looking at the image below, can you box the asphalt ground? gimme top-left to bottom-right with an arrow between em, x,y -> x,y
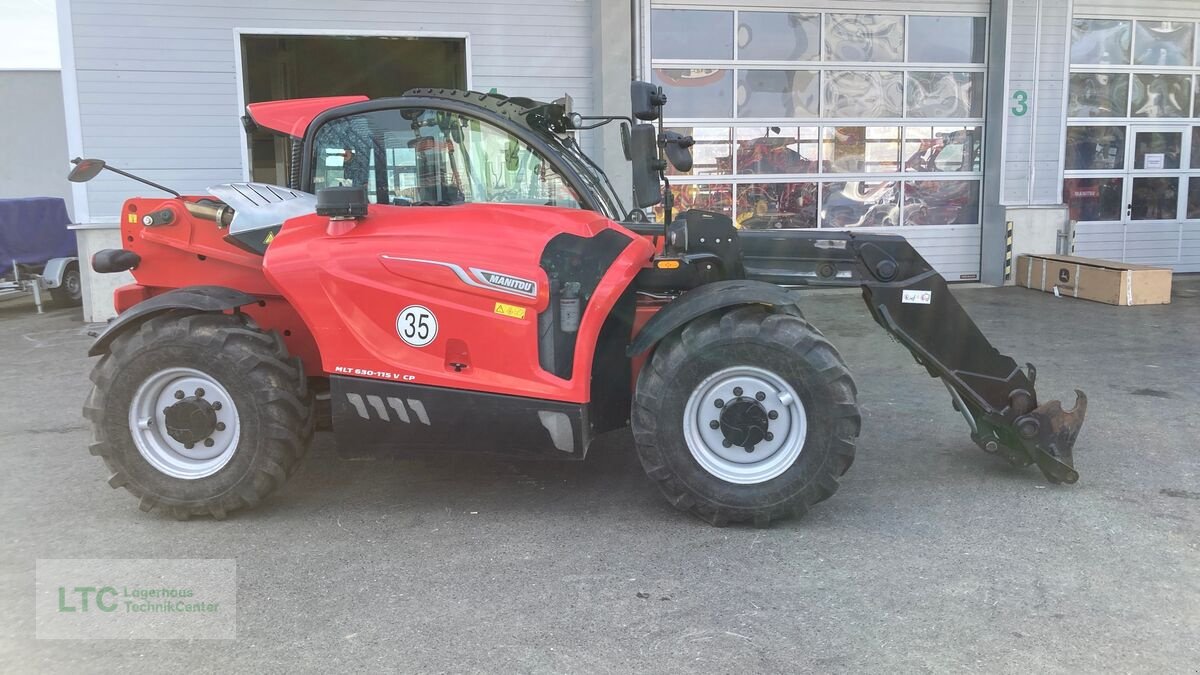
1,279 -> 1197,673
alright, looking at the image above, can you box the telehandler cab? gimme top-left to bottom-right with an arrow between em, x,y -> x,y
74,82 -> 1086,525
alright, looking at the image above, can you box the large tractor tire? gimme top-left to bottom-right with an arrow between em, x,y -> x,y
84,312 -> 314,519
632,305 -> 860,526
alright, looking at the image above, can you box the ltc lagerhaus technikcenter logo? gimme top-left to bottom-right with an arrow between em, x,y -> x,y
36,559 -> 236,639
56,584 -> 222,614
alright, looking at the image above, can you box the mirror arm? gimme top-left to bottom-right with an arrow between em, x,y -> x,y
661,173 -> 673,230
71,158 -> 181,197
571,114 -> 634,131
657,115 -> 672,232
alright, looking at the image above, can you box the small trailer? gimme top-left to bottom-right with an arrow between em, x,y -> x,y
0,197 -> 82,312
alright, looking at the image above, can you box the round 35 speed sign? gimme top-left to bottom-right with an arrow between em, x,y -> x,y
396,305 -> 438,347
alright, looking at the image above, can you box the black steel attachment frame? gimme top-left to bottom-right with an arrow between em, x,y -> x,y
747,230 -> 1088,483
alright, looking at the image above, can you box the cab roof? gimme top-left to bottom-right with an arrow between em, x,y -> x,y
244,96 -> 369,138
244,90 -> 570,140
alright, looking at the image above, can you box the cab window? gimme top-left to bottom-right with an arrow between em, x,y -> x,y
310,108 -> 582,209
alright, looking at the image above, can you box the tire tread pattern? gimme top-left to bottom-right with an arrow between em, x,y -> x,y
84,311 -> 314,520
632,305 -> 860,527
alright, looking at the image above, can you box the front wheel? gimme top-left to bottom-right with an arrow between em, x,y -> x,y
83,312 -> 314,519
632,306 -> 860,526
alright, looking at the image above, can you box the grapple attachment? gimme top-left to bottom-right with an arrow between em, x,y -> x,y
843,235 -> 1089,483
740,229 -> 1090,483
1015,390 -> 1088,483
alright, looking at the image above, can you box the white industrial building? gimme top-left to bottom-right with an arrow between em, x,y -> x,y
53,0 -> 1200,317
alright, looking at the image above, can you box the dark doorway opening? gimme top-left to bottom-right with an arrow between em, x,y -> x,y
240,34 -> 468,185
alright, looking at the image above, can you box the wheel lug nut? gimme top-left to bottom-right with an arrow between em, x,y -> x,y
768,410 -> 779,420
203,438 -> 215,448
174,390 -> 185,400
745,444 -> 756,453
756,391 -> 766,401
212,401 -> 222,411
733,387 -> 743,396
714,399 -> 724,409
216,422 -> 226,431
722,439 -> 732,448
184,442 -> 194,449
195,388 -> 205,398
709,420 -> 720,430
765,432 -> 774,441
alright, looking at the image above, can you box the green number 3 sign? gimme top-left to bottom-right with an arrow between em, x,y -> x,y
1010,90 -> 1029,117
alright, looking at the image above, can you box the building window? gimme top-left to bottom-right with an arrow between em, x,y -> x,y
649,8 -> 986,229
1064,17 -> 1200,223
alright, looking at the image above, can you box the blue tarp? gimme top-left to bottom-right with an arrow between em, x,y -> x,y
0,197 -> 76,277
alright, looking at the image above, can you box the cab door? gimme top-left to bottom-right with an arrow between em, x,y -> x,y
266,100 -> 652,458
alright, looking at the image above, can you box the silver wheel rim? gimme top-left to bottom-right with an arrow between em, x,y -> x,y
682,365 -> 808,485
128,367 -> 241,480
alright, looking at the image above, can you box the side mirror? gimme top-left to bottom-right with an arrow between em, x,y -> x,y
629,124 -> 663,209
68,157 -> 106,183
631,81 -> 666,122
660,131 -> 695,173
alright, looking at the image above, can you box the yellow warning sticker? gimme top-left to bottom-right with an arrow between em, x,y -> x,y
128,214 -> 137,224
493,302 -> 527,319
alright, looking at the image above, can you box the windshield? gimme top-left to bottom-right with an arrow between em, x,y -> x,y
541,132 -> 627,220
311,108 -> 586,211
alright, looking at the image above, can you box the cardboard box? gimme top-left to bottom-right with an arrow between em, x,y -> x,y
1016,254 -> 1171,306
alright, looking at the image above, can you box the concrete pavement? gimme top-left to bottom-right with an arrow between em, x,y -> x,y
1,280 -> 1197,672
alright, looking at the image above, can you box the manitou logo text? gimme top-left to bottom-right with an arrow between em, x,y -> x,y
475,270 -> 537,297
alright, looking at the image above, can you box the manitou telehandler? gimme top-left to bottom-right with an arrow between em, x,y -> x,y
73,82 -> 1086,525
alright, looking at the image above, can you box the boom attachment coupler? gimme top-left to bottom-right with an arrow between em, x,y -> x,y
841,232 -> 1088,483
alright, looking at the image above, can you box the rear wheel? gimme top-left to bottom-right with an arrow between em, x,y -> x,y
632,305 -> 860,526
84,312 -> 314,519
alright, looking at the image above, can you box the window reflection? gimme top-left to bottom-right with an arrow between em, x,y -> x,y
653,69 -> 734,118
1130,177 -> 1179,220
664,127 -> 732,177
1064,126 -> 1126,170
1131,74 -> 1192,117
906,72 -> 984,118
825,14 -> 904,62
736,183 -> 818,229
1133,21 -> 1194,66
1187,178 -> 1200,219
1132,131 -> 1182,169
904,181 -> 981,225
1064,178 -> 1124,221
821,182 -> 900,227
908,16 -> 986,63
822,127 -> 901,173
823,71 -> 903,117
735,127 -> 818,174
738,12 -> 819,61
1070,19 -> 1132,65
651,10 -> 733,60
650,9 -> 994,233
905,127 -> 982,172
666,183 -> 732,218
1068,73 -> 1130,117
1192,126 -> 1200,169
737,70 -> 819,118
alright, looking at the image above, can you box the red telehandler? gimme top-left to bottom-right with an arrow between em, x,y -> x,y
73,83 -> 1086,525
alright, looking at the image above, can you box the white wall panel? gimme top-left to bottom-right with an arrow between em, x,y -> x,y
65,0 -> 596,221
